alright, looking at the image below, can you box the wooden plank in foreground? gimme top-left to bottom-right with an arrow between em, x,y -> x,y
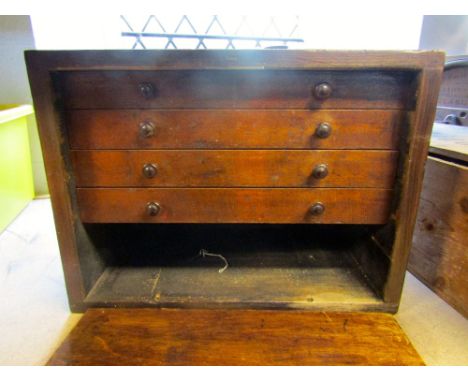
47,309 -> 424,366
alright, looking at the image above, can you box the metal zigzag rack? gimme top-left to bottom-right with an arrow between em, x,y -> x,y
121,15 -> 304,49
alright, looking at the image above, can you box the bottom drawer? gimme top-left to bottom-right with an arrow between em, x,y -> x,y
77,188 -> 392,224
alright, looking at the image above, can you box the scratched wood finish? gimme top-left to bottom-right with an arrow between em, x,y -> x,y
81,224 -> 394,311
25,57 -> 88,312
76,188 -> 392,224
85,265 -> 384,310
60,70 -> 416,110
46,309 -> 424,366
26,50 -> 444,71
383,68 -> 444,304
408,157 -> 468,318
25,50 -> 445,313
71,150 -> 398,188
68,109 -> 404,150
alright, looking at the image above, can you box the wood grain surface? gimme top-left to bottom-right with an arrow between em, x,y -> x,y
408,157 -> 468,318
67,109 -> 404,150
25,55 -> 88,311
25,49 -> 445,71
71,150 -> 398,188
76,187 -> 393,224
383,67 -> 444,304
60,69 -> 416,110
25,50 -> 444,313
46,309 -> 424,366
81,224 -> 392,312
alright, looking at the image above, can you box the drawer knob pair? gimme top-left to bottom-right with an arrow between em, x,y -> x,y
146,202 -> 161,216
143,163 -> 158,178
313,82 -> 333,100
146,202 -> 325,217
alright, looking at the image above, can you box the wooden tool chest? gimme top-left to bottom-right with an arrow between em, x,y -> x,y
26,50 -> 444,314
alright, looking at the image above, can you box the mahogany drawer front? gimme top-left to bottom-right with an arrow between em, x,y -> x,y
60,70 -> 416,110
68,110 -> 403,150
76,188 -> 393,224
71,150 -> 397,188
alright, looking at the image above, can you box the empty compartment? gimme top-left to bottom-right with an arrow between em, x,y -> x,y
78,224 -> 390,311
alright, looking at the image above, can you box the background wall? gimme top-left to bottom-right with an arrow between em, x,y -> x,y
419,15 -> 468,56
0,16 -> 48,196
31,14 -> 423,50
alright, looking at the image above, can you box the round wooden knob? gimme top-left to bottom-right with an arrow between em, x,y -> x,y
315,122 -> 332,138
146,202 -> 161,216
139,121 -> 155,138
313,82 -> 332,100
142,163 -> 158,178
312,164 -> 328,179
138,82 -> 155,99
309,202 -> 325,216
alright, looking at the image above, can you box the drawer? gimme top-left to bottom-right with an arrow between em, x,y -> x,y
68,110 -> 403,150
60,70 -> 416,110
76,188 -> 393,224
71,150 -> 398,188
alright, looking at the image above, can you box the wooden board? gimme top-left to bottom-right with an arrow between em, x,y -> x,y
67,109 -> 404,150
408,157 -> 468,318
60,69 -> 416,110
71,150 -> 398,188
82,241 -> 383,311
46,309 -> 424,365
76,187 -> 393,224
85,265 -> 384,311
381,67 -> 443,304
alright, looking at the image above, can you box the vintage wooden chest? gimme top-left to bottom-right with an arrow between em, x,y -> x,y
26,50 -> 444,314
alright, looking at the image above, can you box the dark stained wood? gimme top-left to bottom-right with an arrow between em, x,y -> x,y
25,50 -> 444,313
81,225 -> 384,311
76,188 -> 393,224
81,224 -> 393,312
24,59 -> 88,311
84,266 -> 385,311
408,157 -> 468,318
25,49 -> 445,71
383,68 -> 444,304
68,109 -> 404,150
47,309 -> 424,366
85,266 -> 388,311
350,238 -> 391,299
60,70 -> 416,110
71,150 -> 398,188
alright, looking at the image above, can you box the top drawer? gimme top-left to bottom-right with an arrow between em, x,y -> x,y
59,70 -> 417,110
